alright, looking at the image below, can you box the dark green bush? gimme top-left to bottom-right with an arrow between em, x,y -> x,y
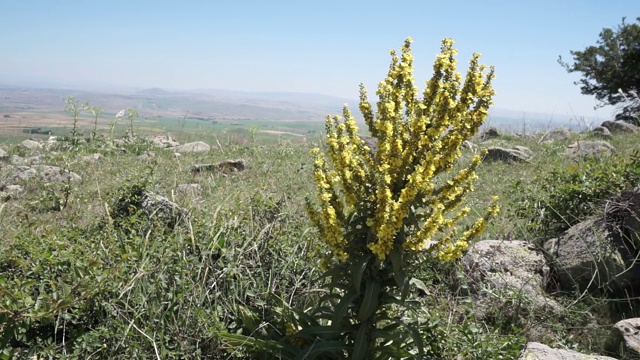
513,150 -> 640,239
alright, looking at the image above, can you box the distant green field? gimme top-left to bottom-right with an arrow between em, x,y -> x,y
0,114 -> 325,144
136,117 -> 323,142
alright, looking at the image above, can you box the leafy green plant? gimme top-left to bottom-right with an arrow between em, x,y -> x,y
64,96 -> 85,146
0,224 -> 111,359
513,150 -> 640,238
249,126 -> 260,144
127,108 -> 139,136
83,102 -> 103,141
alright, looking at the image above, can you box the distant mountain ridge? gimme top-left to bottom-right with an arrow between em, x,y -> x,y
0,83 -> 607,129
0,85 -> 355,121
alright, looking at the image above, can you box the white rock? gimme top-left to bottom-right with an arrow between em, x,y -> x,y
518,342 -> 616,359
20,139 -> 43,150
173,141 -> 210,153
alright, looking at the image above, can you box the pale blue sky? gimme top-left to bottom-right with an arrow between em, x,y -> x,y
1,0 -> 638,119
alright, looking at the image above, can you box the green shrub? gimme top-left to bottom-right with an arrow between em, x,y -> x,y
0,225 -> 111,358
513,150 -> 640,239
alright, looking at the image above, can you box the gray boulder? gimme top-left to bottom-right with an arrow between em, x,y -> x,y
626,209 -> 640,256
45,136 -> 59,150
82,153 -> 103,163
564,141 -> 614,158
9,166 -> 38,181
0,184 -> 25,201
138,151 -> 155,161
10,155 -> 25,165
140,192 -> 190,228
32,165 -> 82,183
483,146 -> 532,162
612,318 -> 640,359
191,159 -> 246,174
544,216 -> 638,293
601,120 -> 640,134
539,128 -> 572,143
216,159 -> 246,173
460,240 -> 562,321
111,190 -> 190,230
513,145 -> 533,157
592,126 -> 613,139
544,188 -> 640,294
191,164 -> 216,174
112,139 -> 126,147
150,134 -> 180,148
610,188 -> 640,251
9,165 -> 81,183
518,342 -> 615,360
0,147 -> 7,160
20,139 -> 43,151
176,183 -> 202,198
461,140 -> 478,153
174,141 -> 210,153
479,126 -> 501,140
9,155 -> 42,165
25,156 -> 44,165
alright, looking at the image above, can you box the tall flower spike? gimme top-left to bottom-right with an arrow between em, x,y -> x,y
308,37 -> 497,262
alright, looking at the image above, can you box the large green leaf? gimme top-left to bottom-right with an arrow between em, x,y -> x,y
215,331 -> 299,358
297,326 -> 343,341
330,290 -> 360,328
294,341 -> 347,360
350,254 -> 371,294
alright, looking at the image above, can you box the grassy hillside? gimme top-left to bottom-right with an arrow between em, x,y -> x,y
1,118 -> 639,358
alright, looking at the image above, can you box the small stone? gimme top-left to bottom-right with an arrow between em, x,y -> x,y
191,159 -> 246,174
564,141 -> 614,158
0,184 -> 25,201
539,128 -> 572,142
479,127 -> 501,140
176,183 -> 202,196
20,139 -> 43,150
518,342 -> 616,359
82,153 -> 103,163
174,141 -> 210,153
462,140 -> 478,153
138,151 -> 155,160
10,155 -> 25,165
483,146 -> 531,162
150,134 -> 180,148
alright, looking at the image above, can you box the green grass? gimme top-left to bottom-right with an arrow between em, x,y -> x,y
1,120 -> 639,358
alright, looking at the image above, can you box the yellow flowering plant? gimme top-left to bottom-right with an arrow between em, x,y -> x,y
298,37 -> 498,358
215,37 -> 498,359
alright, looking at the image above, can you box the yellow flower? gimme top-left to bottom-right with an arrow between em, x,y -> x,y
307,36 -> 496,263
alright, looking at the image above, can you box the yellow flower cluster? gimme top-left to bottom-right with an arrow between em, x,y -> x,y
436,196 -> 500,261
307,37 -> 497,263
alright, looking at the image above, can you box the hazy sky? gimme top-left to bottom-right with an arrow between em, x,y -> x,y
2,0 -> 639,119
